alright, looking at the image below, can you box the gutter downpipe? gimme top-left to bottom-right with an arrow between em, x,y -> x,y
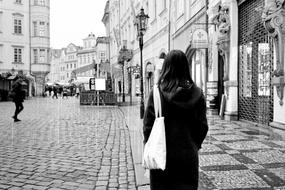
168,0 -> 172,52
28,0 -> 36,97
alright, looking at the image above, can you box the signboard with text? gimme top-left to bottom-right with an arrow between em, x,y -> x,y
95,78 -> 106,91
191,29 -> 209,49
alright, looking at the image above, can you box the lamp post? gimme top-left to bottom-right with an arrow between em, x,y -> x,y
136,7 -> 149,119
118,45 -> 132,102
119,45 -> 127,102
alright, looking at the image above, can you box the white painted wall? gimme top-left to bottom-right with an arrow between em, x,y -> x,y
0,0 -> 30,74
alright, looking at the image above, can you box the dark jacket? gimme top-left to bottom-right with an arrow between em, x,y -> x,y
12,84 -> 25,103
143,83 -> 208,190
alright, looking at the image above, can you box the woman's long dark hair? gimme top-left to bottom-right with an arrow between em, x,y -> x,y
158,50 -> 193,92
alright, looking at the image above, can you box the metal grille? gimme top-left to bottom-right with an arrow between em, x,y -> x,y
238,0 -> 274,125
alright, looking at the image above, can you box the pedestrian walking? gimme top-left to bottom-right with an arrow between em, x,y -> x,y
48,86 -> 52,96
11,78 -> 26,122
52,85 -> 58,99
143,50 -> 208,190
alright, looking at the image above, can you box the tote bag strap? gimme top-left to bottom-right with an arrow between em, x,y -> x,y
153,84 -> 162,118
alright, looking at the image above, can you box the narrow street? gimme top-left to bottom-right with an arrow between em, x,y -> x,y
0,97 -> 284,190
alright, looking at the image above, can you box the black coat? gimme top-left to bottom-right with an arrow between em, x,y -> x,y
12,84 -> 25,103
143,83 -> 208,190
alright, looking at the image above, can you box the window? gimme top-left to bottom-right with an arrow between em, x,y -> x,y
39,21 -> 45,36
35,0 -> 46,6
39,0 -> 45,6
47,23 -> 49,36
67,64 -> 69,69
14,18 -> 22,34
240,42 -> 253,97
33,21 -> 37,36
258,43 -> 271,96
67,73 -> 69,78
14,47 -> 23,63
39,49 -> 45,62
70,63 -> 72,69
100,52 -> 106,61
15,0 -> 22,4
74,63 -> 76,68
33,49 -> 38,63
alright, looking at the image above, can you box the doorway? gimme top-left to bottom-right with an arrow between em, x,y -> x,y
218,53 -> 224,112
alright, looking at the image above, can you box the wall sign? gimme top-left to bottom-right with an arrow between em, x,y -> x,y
190,29 -> 209,49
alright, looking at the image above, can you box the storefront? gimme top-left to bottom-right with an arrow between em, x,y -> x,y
238,0 -> 274,125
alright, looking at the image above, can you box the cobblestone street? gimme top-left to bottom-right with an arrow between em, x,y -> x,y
198,117 -> 285,190
0,97 -> 136,190
1,97 -> 285,190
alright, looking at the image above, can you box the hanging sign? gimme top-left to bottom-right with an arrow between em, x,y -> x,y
190,29 -> 209,49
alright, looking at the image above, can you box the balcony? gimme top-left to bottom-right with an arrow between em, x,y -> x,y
31,63 -> 50,74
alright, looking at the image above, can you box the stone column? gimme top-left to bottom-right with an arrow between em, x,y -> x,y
213,0 -> 238,120
223,0 -> 238,121
262,1 -> 285,132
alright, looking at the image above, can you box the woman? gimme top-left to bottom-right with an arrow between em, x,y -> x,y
143,50 -> 208,190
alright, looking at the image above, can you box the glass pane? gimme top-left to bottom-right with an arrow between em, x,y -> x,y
240,42 -> 253,97
258,43 -> 270,96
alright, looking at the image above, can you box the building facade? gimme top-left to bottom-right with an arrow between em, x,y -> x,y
65,43 -> 79,83
104,0 -> 285,132
47,49 -> 61,83
207,0 -> 285,134
0,0 -> 50,96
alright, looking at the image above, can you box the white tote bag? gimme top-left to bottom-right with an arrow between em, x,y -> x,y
142,84 -> 166,170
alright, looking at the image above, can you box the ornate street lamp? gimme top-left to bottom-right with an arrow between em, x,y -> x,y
135,7 -> 149,119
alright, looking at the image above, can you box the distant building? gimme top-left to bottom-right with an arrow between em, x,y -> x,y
47,49 -> 61,83
65,43 -> 79,83
72,34 -> 109,85
0,0 -> 50,96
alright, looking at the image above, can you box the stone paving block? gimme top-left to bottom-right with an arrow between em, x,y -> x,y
0,184 -> 11,189
212,134 -> 249,141
199,144 -> 223,153
226,141 -> 271,150
96,181 -> 108,186
269,168 -> 285,181
199,154 -> 241,167
137,185 -> 150,190
243,150 -> 285,164
204,170 -> 270,189
8,187 -> 22,190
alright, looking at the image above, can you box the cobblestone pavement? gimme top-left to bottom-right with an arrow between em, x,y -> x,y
0,98 -> 136,190
199,117 -> 285,190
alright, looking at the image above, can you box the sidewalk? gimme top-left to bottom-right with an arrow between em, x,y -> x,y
118,105 -> 149,190
120,103 -> 285,190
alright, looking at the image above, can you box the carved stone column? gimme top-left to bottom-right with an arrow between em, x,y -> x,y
263,4 -> 285,106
